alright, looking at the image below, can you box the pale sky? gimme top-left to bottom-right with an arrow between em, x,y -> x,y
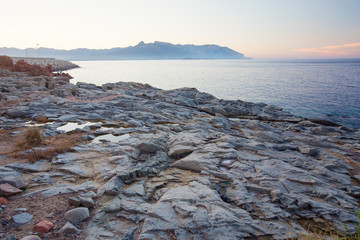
1,0 -> 360,59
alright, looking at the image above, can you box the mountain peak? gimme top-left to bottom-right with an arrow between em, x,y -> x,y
0,42 -> 248,60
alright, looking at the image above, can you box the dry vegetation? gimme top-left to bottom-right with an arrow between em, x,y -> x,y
0,126 -> 84,163
295,217 -> 360,240
15,127 -> 43,148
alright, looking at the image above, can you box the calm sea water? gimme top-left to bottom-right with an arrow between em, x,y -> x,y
69,59 -> 360,128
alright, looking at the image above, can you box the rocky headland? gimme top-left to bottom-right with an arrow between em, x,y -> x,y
0,64 -> 360,240
11,57 -> 79,72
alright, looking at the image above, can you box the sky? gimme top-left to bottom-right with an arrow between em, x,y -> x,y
1,0 -> 360,59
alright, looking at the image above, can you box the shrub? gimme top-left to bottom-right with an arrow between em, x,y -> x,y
16,127 -> 43,148
22,134 -> 77,163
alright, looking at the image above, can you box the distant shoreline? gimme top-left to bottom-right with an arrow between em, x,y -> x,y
11,57 -> 79,71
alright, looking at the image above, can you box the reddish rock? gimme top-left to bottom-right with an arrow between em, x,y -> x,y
0,196 -> 8,205
0,55 -> 14,69
33,220 -> 54,233
13,60 -> 52,76
0,56 -> 73,78
53,71 -> 73,79
0,183 -> 22,196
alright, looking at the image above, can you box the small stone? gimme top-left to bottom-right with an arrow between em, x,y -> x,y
97,176 -> 123,196
64,207 -> 90,224
14,208 -> 27,212
33,220 -> 54,233
308,148 -> 320,157
79,197 -> 95,208
59,221 -> 81,235
0,183 -> 22,196
12,212 -> 33,225
20,236 -> 41,240
0,197 -> 8,205
45,212 -> 54,218
4,235 -> 16,240
68,196 -> 81,207
270,190 -> 280,202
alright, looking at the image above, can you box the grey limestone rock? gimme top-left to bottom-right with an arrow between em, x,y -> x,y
0,176 -> 26,189
6,160 -> 50,173
2,76 -> 360,239
97,176 -> 123,196
12,212 -> 33,225
58,221 -> 81,235
65,207 -> 90,224
6,106 -> 32,118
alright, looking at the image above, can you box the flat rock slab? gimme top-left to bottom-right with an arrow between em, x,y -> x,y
0,183 -> 22,196
6,160 -> 50,173
65,207 -> 90,224
12,212 -> 33,225
0,176 -> 27,188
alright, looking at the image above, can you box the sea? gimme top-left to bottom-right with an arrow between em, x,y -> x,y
68,59 -> 360,128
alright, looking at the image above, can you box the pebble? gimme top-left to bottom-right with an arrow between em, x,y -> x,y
33,220 -> 54,233
19,236 -> 41,240
59,221 -> 81,235
0,197 -> 8,205
12,212 -> 33,225
3,235 -> 16,240
13,208 -> 27,212
64,207 -> 90,224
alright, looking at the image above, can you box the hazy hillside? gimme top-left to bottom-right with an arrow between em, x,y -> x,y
0,41 -> 248,60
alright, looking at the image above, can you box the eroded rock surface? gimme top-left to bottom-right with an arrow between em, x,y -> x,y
1,71 -> 360,239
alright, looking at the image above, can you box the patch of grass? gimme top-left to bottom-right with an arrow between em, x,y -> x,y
8,127 -> 83,163
16,127 -> 43,148
295,214 -> 360,240
341,211 -> 360,240
23,135 -> 78,163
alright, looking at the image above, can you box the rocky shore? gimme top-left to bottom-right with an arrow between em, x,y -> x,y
0,68 -> 360,239
11,57 -> 79,72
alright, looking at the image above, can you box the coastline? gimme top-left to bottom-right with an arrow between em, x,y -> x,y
68,59 -> 360,129
0,67 -> 360,239
11,57 -> 79,72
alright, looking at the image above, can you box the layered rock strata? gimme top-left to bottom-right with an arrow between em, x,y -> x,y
0,71 -> 360,239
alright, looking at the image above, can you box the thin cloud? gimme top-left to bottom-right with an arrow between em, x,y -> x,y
294,42 -> 360,55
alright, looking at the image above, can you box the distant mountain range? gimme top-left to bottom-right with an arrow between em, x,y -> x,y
0,41 -> 248,60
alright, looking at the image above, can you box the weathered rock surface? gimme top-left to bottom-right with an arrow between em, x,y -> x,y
0,176 -> 27,188
0,183 -> 22,196
0,56 -> 77,77
64,207 -> 90,224
1,71 -> 360,239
